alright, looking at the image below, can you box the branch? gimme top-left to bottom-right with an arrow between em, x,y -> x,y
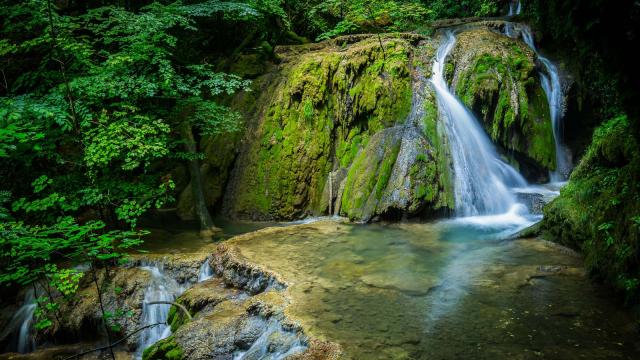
146,301 -> 192,320
60,302 -> 192,359
61,322 -> 165,360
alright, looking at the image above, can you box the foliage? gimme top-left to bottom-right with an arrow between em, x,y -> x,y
0,0 -> 258,347
315,0 -> 431,41
543,115 -> 640,303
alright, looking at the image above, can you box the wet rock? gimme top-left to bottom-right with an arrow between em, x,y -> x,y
515,192 -> 546,214
56,267 -> 153,350
130,251 -> 212,284
212,244 -> 286,294
145,290 -> 340,360
449,27 -> 556,178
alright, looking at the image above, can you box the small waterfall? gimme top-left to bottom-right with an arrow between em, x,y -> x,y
430,31 -> 528,216
197,259 -> 214,282
136,264 -> 184,359
520,26 -> 571,181
508,0 -> 522,16
505,0 -> 522,36
233,319 -> 306,360
6,290 -> 37,353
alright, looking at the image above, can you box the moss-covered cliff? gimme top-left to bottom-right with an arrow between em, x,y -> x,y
448,28 -> 555,179
542,115 -> 640,301
177,28 -> 559,222
222,34 -> 455,221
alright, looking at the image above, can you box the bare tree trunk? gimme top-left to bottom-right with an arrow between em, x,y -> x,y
179,121 -> 220,236
90,264 -> 116,360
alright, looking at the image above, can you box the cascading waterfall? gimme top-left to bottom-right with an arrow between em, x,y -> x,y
5,290 -> 37,353
197,259 -> 214,282
503,0 -> 571,181
519,26 -> 571,181
504,0 -> 522,37
508,0 -> 522,16
136,264 -> 184,359
430,31 -> 528,217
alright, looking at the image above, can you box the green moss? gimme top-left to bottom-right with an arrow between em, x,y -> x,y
143,336 -> 184,360
228,37 -> 414,219
452,30 -> 556,172
543,115 -> 640,302
420,87 -> 454,210
167,302 -> 193,332
340,131 -> 402,219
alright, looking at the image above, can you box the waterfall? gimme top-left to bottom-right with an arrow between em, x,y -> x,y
505,0 -> 522,36
520,26 -> 571,181
136,264 -> 184,359
197,259 -> 214,282
430,31 -> 528,217
508,0 -> 522,16
5,290 -> 37,353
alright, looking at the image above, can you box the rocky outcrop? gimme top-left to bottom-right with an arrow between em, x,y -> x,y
177,28 -> 559,221
542,115 -> 640,301
222,35 -> 417,221
219,34 -> 458,222
53,254 -> 207,350
448,27 -> 556,179
144,237 -> 342,360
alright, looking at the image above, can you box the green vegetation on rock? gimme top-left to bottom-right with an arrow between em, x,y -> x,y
226,36 -> 414,220
543,115 -> 640,302
450,29 -> 556,175
143,336 -> 184,360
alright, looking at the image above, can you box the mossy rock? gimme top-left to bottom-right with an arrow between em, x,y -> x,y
449,28 -> 556,178
340,124 -> 451,221
177,131 -> 241,221
143,336 -> 184,360
224,36 -> 414,220
542,115 -> 640,302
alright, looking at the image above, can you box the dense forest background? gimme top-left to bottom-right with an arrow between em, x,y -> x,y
1,0 -> 639,341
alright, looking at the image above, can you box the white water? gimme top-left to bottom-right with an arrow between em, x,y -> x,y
6,290 -> 37,353
508,0 -> 522,16
430,31 -> 529,219
136,264 -> 184,359
197,259 -> 214,282
519,27 -> 572,181
233,320 -> 306,360
505,0 -> 522,36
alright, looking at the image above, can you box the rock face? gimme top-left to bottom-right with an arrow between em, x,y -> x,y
542,115 -> 640,301
144,238 -> 342,360
223,35 -> 419,221
176,27 -> 557,221
53,254 -> 208,350
448,27 -> 556,179
219,34 -> 457,222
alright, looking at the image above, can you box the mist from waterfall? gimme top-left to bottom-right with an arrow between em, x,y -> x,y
430,31 -> 528,217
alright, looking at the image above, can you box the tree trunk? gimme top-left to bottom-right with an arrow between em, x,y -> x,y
179,121 -> 220,236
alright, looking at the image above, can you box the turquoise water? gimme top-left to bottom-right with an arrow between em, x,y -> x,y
232,220 -> 639,359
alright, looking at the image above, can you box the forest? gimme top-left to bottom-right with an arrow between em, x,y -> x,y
1,0 -> 639,359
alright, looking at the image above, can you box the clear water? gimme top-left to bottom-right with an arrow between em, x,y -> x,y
232,221 -> 639,360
